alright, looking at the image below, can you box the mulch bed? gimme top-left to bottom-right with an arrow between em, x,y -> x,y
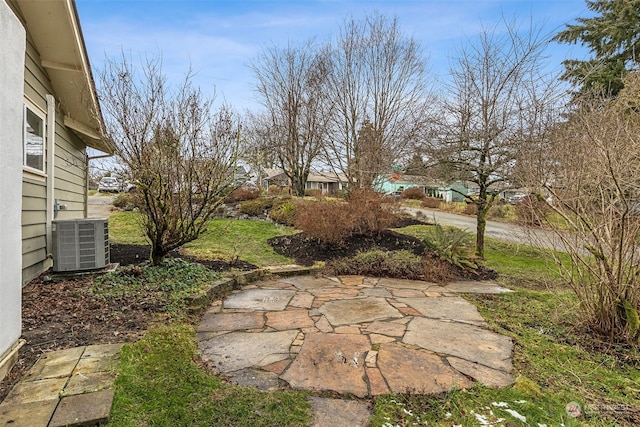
0,244 -> 253,402
267,217 -> 497,281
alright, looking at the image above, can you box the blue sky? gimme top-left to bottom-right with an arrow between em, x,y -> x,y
77,0 -> 592,111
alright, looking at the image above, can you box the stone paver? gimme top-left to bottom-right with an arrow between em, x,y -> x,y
23,347 -> 85,382
319,297 -> 403,325
281,333 -> 370,397
266,309 -> 314,330
0,400 -> 59,427
198,311 -> 265,332
48,390 -> 114,427
404,317 -> 513,372
199,330 -> 297,373
0,344 -> 121,427
223,289 -> 296,311
366,320 -> 406,337
196,274 -> 514,399
447,356 -> 515,388
398,295 -> 487,325
377,342 -> 473,394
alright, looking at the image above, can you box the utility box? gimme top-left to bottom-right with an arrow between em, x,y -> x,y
52,218 -> 110,272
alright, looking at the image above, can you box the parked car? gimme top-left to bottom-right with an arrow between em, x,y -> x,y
123,181 -> 136,192
97,177 -> 122,193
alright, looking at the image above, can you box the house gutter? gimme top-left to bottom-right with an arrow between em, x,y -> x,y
45,94 -> 56,258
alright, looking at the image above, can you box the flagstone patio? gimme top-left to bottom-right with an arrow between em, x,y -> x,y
197,275 -> 514,397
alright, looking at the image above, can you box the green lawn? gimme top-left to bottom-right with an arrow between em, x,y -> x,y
181,218 -> 295,267
108,211 -> 148,245
108,212 -> 295,267
109,324 -> 311,427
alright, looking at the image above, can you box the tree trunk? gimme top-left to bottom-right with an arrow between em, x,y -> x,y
151,243 -> 166,266
476,205 -> 488,258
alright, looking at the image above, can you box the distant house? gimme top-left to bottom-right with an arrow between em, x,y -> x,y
262,169 -> 348,195
262,168 -> 289,190
377,174 -> 447,198
305,171 -> 348,195
377,174 -> 479,202
1,0 -> 111,380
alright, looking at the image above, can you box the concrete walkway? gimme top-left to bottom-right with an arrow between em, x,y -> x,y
197,275 -> 515,425
0,344 -> 121,427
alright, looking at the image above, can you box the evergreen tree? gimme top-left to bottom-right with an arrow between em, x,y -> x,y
554,0 -> 640,99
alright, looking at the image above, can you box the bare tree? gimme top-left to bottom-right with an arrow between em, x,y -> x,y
430,20 -> 559,257
242,111 -> 280,188
98,54 -> 240,265
250,40 -> 332,197
524,72 -> 640,342
324,14 -> 432,188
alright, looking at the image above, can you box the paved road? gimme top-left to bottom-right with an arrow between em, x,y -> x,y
88,194 -> 114,218
402,207 -> 566,251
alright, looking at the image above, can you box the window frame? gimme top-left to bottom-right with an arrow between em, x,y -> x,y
23,100 -> 46,175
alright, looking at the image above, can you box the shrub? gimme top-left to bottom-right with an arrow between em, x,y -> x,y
423,253 -> 456,283
463,202 -> 478,216
238,198 -> 274,217
515,196 -> 549,226
422,224 -> 477,270
268,185 -> 287,196
421,197 -> 442,209
112,192 -> 139,211
304,189 -> 323,199
438,201 -> 467,214
488,204 -> 515,220
225,185 -> 260,203
269,201 -> 298,226
294,189 -> 396,245
333,189 -> 349,199
401,187 -> 426,200
328,250 -> 424,279
346,188 -> 396,235
294,201 -> 354,246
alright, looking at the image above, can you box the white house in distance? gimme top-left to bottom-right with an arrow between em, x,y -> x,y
0,0 -> 111,380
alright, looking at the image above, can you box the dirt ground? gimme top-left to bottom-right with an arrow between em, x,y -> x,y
0,243 -> 255,402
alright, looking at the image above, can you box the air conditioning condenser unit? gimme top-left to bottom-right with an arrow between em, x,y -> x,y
52,218 -> 110,272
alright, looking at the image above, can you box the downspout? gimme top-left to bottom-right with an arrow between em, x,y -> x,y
45,94 -> 55,262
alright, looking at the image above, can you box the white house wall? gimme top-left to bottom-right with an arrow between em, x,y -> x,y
0,0 -> 26,371
21,37 -> 88,284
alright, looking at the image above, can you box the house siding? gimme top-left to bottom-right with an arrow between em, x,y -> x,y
21,39 -> 88,284
0,0 -> 26,376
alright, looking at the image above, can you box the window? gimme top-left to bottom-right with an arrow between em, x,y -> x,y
24,103 -> 45,172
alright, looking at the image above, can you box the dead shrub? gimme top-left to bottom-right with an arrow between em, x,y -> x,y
515,196 -> 549,226
401,187 -> 426,200
346,188 -> 396,235
463,203 -> 478,216
304,189 -> 323,199
268,185 -> 286,195
294,201 -> 355,246
423,253 -> 456,283
421,197 -> 442,209
226,185 -> 260,203
488,204 -> 515,220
